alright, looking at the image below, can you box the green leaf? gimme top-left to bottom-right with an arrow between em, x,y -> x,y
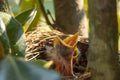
19,0 -> 45,32
15,8 -> 35,26
0,12 -> 26,57
27,0 -> 44,32
0,19 -> 11,54
33,59 -> 53,68
33,59 -> 48,66
15,7 -> 37,32
23,8 -> 37,32
0,56 -> 62,80
20,0 -> 35,12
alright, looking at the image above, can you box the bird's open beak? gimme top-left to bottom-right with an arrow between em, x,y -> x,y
54,32 -> 80,58
63,32 -> 80,58
63,32 -> 79,47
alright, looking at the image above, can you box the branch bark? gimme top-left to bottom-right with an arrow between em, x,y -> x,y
88,0 -> 120,80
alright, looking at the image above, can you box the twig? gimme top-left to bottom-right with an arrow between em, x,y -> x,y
38,0 -> 52,26
47,9 -> 55,23
25,52 -> 40,61
39,36 -> 56,43
78,72 -> 91,80
38,0 -> 61,29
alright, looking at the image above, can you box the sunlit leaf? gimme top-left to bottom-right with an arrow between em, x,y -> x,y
0,19 -> 11,55
20,0 -> 44,32
44,60 -> 53,68
0,56 -> 62,80
27,0 -> 44,31
15,8 -> 35,25
20,0 -> 35,12
33,59 -> 53,68
23,7 -> 37,32
16,7 -> 37,32
0,12 -> 26,57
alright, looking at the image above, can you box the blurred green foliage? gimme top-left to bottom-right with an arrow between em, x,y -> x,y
0,1 -> 62,79
0,11 -> 61,80
0,12 -> 26,56
0,56 -> 61,80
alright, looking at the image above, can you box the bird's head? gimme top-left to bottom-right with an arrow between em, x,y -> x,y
54,32 -> 80,60
52,32 -> 80,76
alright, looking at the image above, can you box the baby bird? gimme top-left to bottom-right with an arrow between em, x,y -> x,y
48,32 -> 80,77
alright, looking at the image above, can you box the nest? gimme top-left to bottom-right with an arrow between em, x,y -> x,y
25,26 -> 90,80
